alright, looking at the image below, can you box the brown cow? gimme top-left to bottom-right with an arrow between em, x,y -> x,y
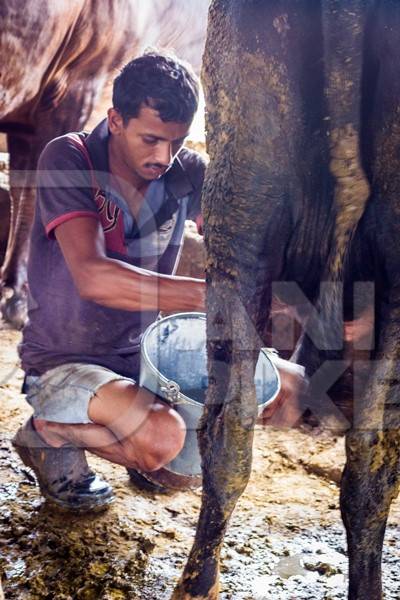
0,0 -> 208,329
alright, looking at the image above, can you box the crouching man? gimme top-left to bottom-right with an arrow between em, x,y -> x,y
14,50 -> 305,512
14,51 -> 207,511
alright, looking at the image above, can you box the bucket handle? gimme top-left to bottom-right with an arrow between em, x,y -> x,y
160,380 -> 183,404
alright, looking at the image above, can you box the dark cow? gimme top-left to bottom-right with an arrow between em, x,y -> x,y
172,1 -> 400,599
0,0 -> 208,329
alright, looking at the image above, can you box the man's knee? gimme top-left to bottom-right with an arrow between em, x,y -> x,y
122,404 -> 186,472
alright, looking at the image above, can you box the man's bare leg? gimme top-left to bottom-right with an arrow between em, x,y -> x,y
34,380 -> 186,473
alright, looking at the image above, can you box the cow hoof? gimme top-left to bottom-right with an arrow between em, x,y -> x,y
171,577 -> 219,600
0,288 -> 27,330
171,590 -> 218,600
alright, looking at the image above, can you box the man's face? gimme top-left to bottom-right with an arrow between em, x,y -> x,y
108,105 -> 192,184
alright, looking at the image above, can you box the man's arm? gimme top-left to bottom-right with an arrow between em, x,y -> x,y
55,216 -> 205,312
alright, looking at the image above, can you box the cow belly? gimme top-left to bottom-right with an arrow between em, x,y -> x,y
0,1 -> 87,118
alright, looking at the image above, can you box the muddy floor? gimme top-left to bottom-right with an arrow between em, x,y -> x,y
0,322 -> 399,600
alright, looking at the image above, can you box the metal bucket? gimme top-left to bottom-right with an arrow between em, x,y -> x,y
139,312 -> 280,489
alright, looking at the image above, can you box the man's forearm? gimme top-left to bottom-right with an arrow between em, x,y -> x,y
77,256 -> 205,312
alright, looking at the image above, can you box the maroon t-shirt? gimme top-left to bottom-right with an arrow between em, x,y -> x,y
19,119 -> 205,378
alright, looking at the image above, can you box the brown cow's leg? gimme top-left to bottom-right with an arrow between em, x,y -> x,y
172,290 -> 259,599
341,428 -> 400,600
340,314 -> 400,600
0,187 -> 11,266
1,133 -> 34,328
1,81 -> 98,328
342,4 -> 400,595
171,428 -> 253,599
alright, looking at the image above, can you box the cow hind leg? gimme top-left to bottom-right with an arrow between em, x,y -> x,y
343,4 -> 400,594
341,316 -> 400,591
1,132 -> 34,328
1,80 -> 99,328
341,428 -> 400,600
172,297 -> 260,599
171,406 -> 256,600
0,187 -> 11,267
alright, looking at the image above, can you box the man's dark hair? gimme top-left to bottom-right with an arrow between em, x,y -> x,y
112,50 -> 199,124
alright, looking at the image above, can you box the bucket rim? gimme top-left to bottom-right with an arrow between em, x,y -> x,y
141,312 -> 281,409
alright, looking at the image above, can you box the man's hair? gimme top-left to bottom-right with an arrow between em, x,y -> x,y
112,50 -> 199,124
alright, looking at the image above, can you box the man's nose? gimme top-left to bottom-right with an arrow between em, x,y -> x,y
154,142 -> 173,166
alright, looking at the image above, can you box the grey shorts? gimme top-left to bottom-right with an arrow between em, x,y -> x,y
24,363 -> 136,424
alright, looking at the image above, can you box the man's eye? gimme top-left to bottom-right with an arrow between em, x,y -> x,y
143,137 -> 158,145
173,139 -> 185,152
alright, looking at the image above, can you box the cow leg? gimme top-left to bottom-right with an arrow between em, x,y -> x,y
1,80 -> 99,328
1,132 -> 35,328
340,296 -> 400,600
171,413 -> 254,599
341,427 -> 400,600
0,185 -> 11,265
172,290 -> 260,600
341,4 -> 400,597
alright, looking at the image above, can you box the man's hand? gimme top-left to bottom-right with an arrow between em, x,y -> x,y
259,355 -> 307,428
343,305 -> 374,346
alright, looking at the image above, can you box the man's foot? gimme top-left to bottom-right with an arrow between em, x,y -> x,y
12,418 -> 115,512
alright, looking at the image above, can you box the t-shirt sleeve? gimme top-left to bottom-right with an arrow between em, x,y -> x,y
36,135 -> 101,239
180,148 -> 207,234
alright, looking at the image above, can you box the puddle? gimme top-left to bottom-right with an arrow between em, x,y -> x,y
0,483 -> 19,503
4,557 -> 26,579
273,553 -> 309,578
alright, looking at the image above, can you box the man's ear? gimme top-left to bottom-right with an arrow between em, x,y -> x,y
107,108 -> 124,135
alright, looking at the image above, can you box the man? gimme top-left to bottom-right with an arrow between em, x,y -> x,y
14,51 -> 207,511
13,50 -> 306,512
